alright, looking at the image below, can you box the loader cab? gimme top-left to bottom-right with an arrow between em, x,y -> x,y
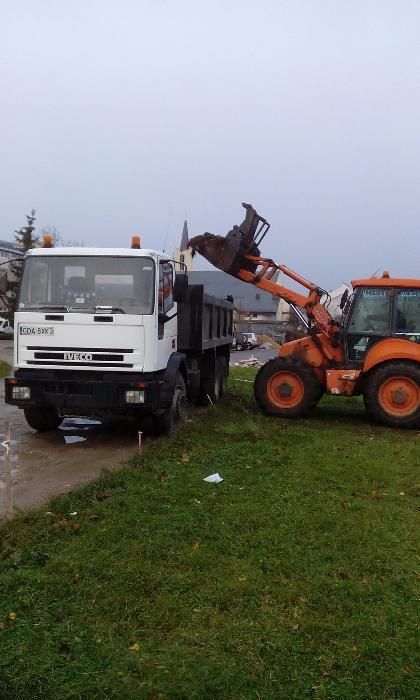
344,283 -> 420,364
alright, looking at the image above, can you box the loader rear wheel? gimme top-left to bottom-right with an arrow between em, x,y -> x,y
24,406 -> 63,432
363,362 -> 420,428
254,358 -> 322,418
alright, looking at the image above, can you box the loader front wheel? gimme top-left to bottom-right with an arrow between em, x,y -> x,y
363,362 -> 420,428
254,358 -> 322,418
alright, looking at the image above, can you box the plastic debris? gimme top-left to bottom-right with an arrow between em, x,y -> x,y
203,472 -> 223,483
65,418 -> 101,426
64,435 -> 87,444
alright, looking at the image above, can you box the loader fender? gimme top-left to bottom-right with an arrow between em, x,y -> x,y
363,338 -> 420,373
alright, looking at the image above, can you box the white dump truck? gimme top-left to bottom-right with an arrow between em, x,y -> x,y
3,237 -> 233,432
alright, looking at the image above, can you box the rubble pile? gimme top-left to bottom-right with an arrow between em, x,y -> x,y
230,355 -> 264,368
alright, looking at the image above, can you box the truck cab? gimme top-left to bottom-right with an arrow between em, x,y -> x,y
5,243 -> 233,432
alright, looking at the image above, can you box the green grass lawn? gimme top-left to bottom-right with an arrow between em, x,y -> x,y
0,360 -> 11,378
0,367 -> 419,699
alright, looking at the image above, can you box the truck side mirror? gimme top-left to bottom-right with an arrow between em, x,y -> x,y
0,270 -> 7,293
173,273 -> 188,303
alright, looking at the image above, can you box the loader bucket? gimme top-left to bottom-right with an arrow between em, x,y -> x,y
189,202 -> 270,275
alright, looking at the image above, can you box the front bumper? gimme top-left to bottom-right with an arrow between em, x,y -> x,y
5,369 -> 172,415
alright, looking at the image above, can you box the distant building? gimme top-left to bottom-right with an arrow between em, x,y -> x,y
0,240 -> 24,313
0,240 -> 23,263
324,283 -> 351,320
173,220 -> 195,271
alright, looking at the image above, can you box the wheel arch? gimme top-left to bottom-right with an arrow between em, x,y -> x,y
363,338 -> 420,374
163,352 -> 188,387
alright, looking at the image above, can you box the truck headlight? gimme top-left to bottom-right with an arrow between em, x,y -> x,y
12,386 -> 31,400
125,390 -> 145,404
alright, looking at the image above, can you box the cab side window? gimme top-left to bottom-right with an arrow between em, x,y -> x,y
158,262 -> 174,314
392,290 -> 420,342
346,288 -> 391,362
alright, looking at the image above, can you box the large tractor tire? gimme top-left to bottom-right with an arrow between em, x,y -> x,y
363,362 -> 420,428
24,406 -> 63,432
153,372 -> 187,435
254,357 -> 322,418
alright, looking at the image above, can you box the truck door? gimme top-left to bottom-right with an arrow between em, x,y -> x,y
157,261 -> 177,368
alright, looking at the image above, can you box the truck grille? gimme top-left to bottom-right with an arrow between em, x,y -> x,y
26,347 -> 134,368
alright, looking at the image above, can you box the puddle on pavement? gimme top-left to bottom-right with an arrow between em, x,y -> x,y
0,415 -> 147,517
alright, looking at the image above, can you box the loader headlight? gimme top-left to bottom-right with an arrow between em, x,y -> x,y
12,386 -> 31,400
125,390 -> 145,404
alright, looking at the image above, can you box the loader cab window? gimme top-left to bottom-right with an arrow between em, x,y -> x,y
346,288 -> 391,362
392,289 -> 420,342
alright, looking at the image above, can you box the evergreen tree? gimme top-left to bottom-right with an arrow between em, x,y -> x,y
0,210 -> 38,321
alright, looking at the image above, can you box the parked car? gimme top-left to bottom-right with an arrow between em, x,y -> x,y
0,318 -> 13,337
233,332 -> 259,351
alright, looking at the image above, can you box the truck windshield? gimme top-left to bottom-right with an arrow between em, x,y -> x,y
18,256 -> 155,315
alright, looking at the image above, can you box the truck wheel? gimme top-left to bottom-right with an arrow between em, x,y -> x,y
153,372 -> 187,435
217,357 -> 228,397
254,357 -> 322,418
363,362 -> 420,428
24,406 -> 63,432
236,343 -> 244,351
200,363 -> 221,403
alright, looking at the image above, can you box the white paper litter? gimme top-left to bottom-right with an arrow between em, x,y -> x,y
66,418 -> 101,425
59,426 -> 88,431
64,435 -> 87,444
203,473 -> 223,483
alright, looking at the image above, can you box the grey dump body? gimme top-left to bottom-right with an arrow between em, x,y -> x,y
178,284 -> 233,351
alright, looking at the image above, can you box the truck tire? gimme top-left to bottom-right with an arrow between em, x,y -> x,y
236,343 -> 244,351
254,357 -> 322,418
200,363 -> 221,403
153,372 -> 187,435
217,357 -> 228,397
363,362 -> 420,428
24,406 -> 63,432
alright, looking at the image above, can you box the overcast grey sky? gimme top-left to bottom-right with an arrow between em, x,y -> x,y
1,0 -> 419,288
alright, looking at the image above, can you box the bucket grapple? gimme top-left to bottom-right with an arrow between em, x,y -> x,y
189,202 -> 270,275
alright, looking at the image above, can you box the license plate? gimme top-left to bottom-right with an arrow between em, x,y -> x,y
19,326 -> 55,336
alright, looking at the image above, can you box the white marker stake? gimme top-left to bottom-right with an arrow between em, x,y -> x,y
138,431 -> 143,452
4,422 -> 12,520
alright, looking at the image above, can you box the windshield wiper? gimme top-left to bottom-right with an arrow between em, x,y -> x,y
93,306 -> 126,314
21,305 -> 69,312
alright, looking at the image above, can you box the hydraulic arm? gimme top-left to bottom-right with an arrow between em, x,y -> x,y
189,203 -> 339,342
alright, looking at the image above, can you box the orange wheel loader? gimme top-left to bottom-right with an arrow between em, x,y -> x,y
189,203 -> 420,428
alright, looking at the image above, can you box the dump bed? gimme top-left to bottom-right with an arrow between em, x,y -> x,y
177,284 -> 233,352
